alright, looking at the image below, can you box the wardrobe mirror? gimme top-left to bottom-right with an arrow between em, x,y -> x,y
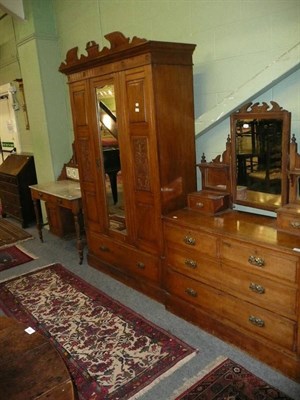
96,85 -> 126,234
230,102 -> 291,212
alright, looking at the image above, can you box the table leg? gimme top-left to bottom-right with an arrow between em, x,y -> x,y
33,199 -> 43,242
73,212 -> 83,264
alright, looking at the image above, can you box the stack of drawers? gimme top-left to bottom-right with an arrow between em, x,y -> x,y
163,208 -> 300,382
0,154 -> 37,228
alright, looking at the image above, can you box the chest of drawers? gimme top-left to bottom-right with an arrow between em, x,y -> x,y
163,209 -> 300,382
0,154 -> 38,228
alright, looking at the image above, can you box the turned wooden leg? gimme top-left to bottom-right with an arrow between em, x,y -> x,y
73,212 -> 83,264
33,199 -> 43,242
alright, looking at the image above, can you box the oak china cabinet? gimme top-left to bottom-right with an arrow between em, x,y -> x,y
59,32 -> 197,300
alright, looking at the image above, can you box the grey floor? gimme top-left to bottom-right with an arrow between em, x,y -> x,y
0,217 -> 299,400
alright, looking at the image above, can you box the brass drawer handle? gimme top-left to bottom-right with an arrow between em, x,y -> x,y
185,287 -> 197,297
249,315 -> 265,327
184,259 -> 197,269
137,262 -> 145,269
99,245 -> 109,252
195,202 -> 204,208
249,282 -> 265,294
183,235 -> 196,246
248,255 -> 265,267
290,221 -> 300,229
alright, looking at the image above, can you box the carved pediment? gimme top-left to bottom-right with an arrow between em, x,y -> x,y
235,101 -> 287,114
59,32 -> 146,74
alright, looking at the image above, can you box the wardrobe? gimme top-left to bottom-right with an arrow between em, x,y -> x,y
59,32 -> 197,300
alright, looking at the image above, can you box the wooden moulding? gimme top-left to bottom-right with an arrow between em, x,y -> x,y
59,31 -> 196,75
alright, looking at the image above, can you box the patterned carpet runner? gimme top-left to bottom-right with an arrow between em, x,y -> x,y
173,357 -> 294,400
0,263 -> 196,399
0,245 -> 37,271
0,219 -> 32,248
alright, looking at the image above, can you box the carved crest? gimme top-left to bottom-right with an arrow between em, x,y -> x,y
235,101 -> 287,114
59,32 -> 147,74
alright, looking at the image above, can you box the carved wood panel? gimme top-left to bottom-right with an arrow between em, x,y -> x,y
132,137 -> 151,191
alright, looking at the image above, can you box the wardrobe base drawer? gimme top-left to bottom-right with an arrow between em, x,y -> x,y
88,232 -> 160,283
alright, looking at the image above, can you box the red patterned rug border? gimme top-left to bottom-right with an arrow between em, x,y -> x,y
172,357 -> 295,400
0,263 -> 197,400
0,245 -> 37,272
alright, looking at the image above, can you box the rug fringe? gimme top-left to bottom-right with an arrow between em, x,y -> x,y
130,350 -> 198,400
15,245 -> 38,260
0,236 -> 33,250
0,263 -> 56,283
169,355 -> 228,399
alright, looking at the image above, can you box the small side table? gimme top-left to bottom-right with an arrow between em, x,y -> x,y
0,316 -> 74,400
30,180 -> 84,264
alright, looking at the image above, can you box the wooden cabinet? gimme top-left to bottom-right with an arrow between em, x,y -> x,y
59,32 -> 197,299
0,154 -> 38,227
163,208 -> 300,381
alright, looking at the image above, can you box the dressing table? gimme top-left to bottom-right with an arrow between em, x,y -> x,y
163,102 -> 300,382
29,180 -> 84,264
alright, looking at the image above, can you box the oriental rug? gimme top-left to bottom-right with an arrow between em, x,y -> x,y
173,356 -> 294,400
0,245 -> 37,271
0,263 -> 196,400
0,219 -> 32,248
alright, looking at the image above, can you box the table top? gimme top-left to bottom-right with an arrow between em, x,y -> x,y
29,179 -> 81,200
0,316 -> 74,400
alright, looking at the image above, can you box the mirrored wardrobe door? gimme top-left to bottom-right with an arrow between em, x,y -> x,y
95,84 -> 127,235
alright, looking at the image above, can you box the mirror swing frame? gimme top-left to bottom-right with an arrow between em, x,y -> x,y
197,101 -> 294,215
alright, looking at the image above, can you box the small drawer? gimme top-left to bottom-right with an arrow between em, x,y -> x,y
0,192 -> 20,207
164,223 -> 218,258
0,174 -> 18,185
221,294 -> 296,351
0,181 -> 19,195
166,269 -> 223,315
221,263 -> 297,317
277,205 -> 300,236
166,247 -> 222,288
188,190 -> 230,214
88,232 -> 159,283
220,238 -> 298,283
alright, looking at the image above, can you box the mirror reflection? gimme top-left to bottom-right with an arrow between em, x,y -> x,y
231,102 -> 290,212
96,85 -> 126,233
235,119 -> 282,207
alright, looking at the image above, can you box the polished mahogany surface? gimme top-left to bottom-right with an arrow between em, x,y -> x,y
164,208 -> 300,250
0,316 -> 74,400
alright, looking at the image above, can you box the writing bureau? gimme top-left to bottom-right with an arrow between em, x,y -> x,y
0,154 -> 37,228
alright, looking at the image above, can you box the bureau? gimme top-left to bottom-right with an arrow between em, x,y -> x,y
0,154 -> 38,228
163,208 -> 300,381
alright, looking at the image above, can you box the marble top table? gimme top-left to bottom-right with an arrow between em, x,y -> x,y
30,180 -> 84,263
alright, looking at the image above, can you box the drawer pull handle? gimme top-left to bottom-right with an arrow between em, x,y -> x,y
195,202 -> 204,208
290,221 -> 300,229
184,235 -> 196,246
185,287 -> 197,297
137,262 -> 145,269
38,192 -> 44,198
249,282 -> 265,294
249,315 -> 265,328
248,255 -> 265,267
99,245 -> 109,252
57,199 -> 63,205
184,259 -> 197,269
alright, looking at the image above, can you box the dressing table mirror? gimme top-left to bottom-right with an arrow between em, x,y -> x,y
230,101 -> 291,212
